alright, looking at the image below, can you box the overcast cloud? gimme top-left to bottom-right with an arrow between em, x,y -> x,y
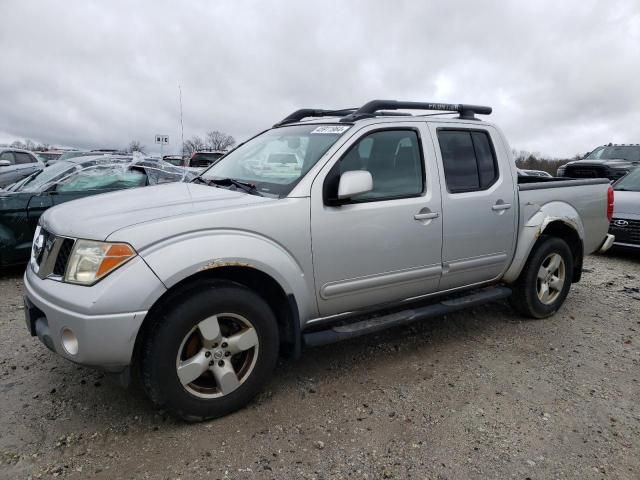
1,0 -> 639,157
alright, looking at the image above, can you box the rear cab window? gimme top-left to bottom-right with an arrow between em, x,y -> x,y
437,129 -> 499,193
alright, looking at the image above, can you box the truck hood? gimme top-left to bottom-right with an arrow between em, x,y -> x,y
613,190 -> 640,216
41,182 -> 273,240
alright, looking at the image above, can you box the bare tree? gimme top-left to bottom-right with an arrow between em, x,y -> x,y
182,135 -> 206,157
205,130 -> 236,151
512,149 -> 580,175
126,140 -> 146,154
10,139 -> 45,151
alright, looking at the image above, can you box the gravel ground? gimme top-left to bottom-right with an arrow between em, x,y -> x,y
0,251 -> 639,480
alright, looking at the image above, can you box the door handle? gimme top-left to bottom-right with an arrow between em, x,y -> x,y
414,212 -> 440,220
492,203 -> 512,211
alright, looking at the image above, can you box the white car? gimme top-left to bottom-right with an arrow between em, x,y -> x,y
520,169 -> 552,178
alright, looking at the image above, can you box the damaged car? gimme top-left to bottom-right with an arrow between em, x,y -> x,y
0,155 -> 193,267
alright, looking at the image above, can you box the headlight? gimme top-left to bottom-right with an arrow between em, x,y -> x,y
64,240 -> 136,285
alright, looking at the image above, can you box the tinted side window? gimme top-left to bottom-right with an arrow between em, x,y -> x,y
471,132 -> 498,188
438,131 -> 479,192
438,130 -> 498,193
14,152 -> 36,164
339,129 -> 424,201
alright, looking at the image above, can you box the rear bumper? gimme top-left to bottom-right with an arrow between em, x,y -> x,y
612,241 -> 640,249
599,234 -> 615,253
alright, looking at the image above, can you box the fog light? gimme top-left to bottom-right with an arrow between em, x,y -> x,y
61,328 -> 79,356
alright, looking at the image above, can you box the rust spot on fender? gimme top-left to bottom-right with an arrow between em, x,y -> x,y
198,260 -> 252,271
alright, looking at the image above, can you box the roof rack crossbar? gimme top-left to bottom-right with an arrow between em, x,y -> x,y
339,100 -> 492,122
274,108 -> 357,127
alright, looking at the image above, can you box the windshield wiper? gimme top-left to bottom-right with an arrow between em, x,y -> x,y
207,178 -> 263,196
191,176 -> 209,185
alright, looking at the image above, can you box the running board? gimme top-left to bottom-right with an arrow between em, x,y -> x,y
303,286 -> 512,347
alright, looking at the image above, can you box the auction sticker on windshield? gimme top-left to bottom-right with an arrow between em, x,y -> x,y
310,126 -> 350,134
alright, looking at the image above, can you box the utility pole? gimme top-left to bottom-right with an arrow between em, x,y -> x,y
178,83 -> 185,158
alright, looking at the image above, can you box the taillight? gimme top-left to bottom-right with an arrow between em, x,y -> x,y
607,185 -> 614,221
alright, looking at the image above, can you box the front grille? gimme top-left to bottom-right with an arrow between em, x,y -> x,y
609,218 -> 640,245
33,229 -> 51,268
565,165 -> 607,178
32,230 -> 75,280
53,238 -> 75,276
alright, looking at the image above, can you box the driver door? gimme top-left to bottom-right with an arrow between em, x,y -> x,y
310,124 -> 443,316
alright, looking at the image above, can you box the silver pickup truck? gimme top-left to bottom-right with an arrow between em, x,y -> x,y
23,100 -> 615,420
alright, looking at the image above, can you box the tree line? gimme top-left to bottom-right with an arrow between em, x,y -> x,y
126,130 -> 236,157
8,139 -> 51,151
6,129 -> 236,159
182,131 -> 236,157
513,150 -> 587,175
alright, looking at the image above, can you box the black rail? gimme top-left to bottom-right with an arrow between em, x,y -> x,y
273,99 -> 493,127
340,100 -> 492,122
274,108 -> 356,127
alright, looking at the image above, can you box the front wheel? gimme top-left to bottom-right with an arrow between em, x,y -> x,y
510,236 -> 574,319
141,282 -> 279,421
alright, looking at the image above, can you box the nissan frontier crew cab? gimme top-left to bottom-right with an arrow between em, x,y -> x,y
23,100 -> 615,421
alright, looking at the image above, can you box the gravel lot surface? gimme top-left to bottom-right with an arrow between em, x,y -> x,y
1,251 -> 639,479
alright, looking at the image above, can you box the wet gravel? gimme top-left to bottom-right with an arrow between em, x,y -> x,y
0,250 -> 639,479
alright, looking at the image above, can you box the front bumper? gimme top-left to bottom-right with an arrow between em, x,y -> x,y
23,256 -> 166,370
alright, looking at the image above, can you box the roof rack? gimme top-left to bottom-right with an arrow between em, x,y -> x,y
340,100 -> 492,122
273,99 -> 493,127
274,108 -> 357,127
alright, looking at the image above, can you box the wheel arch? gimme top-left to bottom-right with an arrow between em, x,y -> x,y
504,206 -> 584,284
132,266 -> 302,373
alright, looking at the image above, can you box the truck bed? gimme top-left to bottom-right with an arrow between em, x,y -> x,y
517,175 -> 610,189
517,176 -> 611,255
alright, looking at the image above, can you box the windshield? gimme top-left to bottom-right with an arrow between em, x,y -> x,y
200,124 -> 351,197
12,161 -> 75,192
587,146 -> 640,161
614,168 -> 640,191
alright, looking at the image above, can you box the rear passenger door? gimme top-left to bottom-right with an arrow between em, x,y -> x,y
429,124 -> 517,290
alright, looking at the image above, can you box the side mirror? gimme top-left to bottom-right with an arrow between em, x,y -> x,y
0,160 -> 11,167
337,170 -> 373,200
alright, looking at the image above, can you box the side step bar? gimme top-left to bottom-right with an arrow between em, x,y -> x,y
303,286 -> 512,347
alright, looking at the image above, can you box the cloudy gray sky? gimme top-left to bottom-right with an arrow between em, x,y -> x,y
1,0 -> 639,157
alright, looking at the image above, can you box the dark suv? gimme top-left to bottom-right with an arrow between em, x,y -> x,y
557,144 -> 640,181
188,150 -> 225,169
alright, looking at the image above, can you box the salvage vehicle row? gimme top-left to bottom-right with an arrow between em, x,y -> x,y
0,156 -> 193,266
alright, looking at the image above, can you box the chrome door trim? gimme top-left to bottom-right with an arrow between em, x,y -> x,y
445,253 -> 508,274
320,264 -> 442,299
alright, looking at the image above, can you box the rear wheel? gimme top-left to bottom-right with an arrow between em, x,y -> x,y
141,282 -> 279,421
510,236 -> 574,319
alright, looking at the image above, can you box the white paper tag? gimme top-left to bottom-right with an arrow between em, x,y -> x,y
310,125 -> 350,134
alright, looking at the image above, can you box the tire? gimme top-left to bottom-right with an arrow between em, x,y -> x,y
141,281 -> 279,421
510,235 -> 574,319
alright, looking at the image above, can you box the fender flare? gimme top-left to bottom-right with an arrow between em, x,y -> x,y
139,229 -> 316,320
503,202 -> 584,283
